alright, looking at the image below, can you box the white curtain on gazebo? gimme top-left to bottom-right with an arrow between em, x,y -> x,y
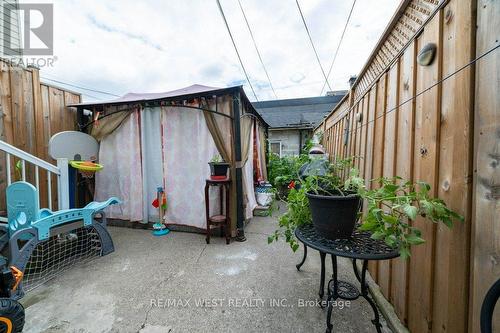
161,107 -> 219,229
95,111 -> 143,221
140,107 -> 163,224
243,122 -> 257,219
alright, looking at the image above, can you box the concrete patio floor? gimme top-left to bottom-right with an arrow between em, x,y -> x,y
21,209 -> 390,333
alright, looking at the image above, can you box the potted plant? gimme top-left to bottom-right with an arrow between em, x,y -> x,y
269,159 -> 464,259
208,154 -> 230,177
268,158 -> 363,250
305,169 -> 364,240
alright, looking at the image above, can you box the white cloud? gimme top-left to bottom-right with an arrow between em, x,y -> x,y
21,0 -> 400,102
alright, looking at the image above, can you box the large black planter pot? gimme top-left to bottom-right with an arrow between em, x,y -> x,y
306,192 -> 361,240
209,162 -> 230,177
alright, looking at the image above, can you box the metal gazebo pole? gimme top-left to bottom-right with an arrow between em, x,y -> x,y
232,90 -> 246,242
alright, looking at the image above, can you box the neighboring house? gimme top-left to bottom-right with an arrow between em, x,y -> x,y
253,92 -> 346,156
0,0 -> 22,57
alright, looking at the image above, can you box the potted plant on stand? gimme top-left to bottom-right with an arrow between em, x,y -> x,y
269,159 -> 464,258
268,159 -> 364,251
209,154 -> 230,179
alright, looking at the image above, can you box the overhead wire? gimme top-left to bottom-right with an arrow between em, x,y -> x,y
320,0 -> 357,95
237,0 -> 278,99
216,0 -> 259,101
80,93 -> 104,101
40,76 -> 121,97
322,43 -> 500,142
295,0 -> 332,92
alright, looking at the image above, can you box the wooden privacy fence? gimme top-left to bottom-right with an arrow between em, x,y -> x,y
316,0 -> 499,332
0,60 -> 81,211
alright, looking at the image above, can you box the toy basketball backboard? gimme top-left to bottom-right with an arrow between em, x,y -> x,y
49,131 -> 99,161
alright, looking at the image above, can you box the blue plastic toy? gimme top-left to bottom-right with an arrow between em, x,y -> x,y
0,181 -> 121,299
6,182 -> 121,241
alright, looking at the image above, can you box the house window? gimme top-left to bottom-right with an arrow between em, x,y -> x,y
270,142 -> 282,157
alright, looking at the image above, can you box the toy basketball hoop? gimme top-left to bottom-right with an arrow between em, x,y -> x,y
49,131 -> 103,179
69,161 -> 104,178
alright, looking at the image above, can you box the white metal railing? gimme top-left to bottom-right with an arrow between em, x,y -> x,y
0,140 -> 69,221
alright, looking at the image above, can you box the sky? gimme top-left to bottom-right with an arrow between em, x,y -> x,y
21,0 -> 400,102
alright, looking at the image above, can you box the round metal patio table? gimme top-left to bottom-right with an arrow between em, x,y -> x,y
295,224 -> 400,333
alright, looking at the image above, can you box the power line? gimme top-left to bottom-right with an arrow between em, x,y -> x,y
216,0 -> 259,101
237,0 -> 278,99
81,93 -> 104,101
40,76 -> 106,100
295,0 -> 332,92
323,43 -> 500,141
40,76 -> 122,97
320,0 -> 357,95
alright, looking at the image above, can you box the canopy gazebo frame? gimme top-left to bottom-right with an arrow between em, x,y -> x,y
70,85 -> 268,241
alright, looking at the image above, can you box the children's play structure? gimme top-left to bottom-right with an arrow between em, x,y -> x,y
0,131 -> 120,332
69,84 -> 268,240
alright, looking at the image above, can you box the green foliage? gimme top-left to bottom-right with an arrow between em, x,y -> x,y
267,185 -> 311,252
267,153 -> 309,199
15,160 -> 23,181
359,177 -> 464,259
210,154 -> 223,163
268,157 -> 359,252
268,156 -> 464,259
267,139 -> 319,193
314,131 -> 324,145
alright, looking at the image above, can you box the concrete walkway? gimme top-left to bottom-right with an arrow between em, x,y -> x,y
22,210 -> 390,333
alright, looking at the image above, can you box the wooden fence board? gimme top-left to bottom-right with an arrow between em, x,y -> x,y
470,0 -> 500,331
369,73 -> 388,280
379,62 -> 400,299
408,13 -> 442,333
359,95 -> 369,178
314,0 -> 487,331
390,40 -> 417,324
0,62 -> 12,211
22,69 -> 36,184
355,101 -> 362,169
432,1 -> 474,332
364,86 -> 377,189
0,61 -> 81,212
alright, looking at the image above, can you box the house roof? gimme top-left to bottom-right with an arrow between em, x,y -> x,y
252,93 -> 347,129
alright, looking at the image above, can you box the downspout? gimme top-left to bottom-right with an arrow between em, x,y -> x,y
232,91 -> 246,242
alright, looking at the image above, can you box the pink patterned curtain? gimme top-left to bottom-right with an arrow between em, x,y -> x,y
95,111 -> 143,221
161,107 -> 219,229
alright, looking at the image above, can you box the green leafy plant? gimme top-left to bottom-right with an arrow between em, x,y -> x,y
268,157 -> 464,259
267,153 -> 309,199
268,158 -> 360,251
267,181 -> 311,252
359,177 -> 464,259
210,154 -> 223,163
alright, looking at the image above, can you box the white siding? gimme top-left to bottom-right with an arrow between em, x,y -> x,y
0,0 -> 21,56
268,129 -> 312,156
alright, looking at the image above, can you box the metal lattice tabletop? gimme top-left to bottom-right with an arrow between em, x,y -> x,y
295,224 -> 400,260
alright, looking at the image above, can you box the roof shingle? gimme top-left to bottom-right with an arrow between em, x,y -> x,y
252,93 -> 346,129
